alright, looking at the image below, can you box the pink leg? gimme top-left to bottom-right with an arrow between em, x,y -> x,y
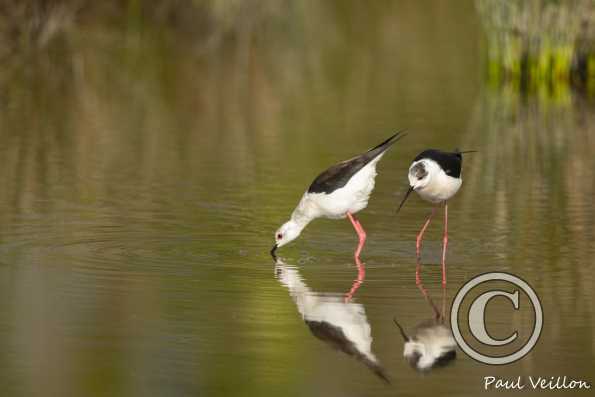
417,282 -> 441,320
346,212 -> 367,260
441,202 -> 448,286
415,207 -> 436,285
441,285 -> 447,320
345,256 -> 365,302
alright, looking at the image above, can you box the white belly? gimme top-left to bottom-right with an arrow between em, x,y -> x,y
308,157 -> 381,218
416,170 -> 462,203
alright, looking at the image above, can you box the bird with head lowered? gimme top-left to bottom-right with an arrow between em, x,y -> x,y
271,131 -> 407,260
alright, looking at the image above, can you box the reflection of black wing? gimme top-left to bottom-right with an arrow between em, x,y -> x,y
308,131 -> 405,194
434,350 -> 456,368
414,149 -> 462,178
408,320 -> 457,371
306,320 -> 390,383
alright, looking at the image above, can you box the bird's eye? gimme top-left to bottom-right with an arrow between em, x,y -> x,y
276,233 -> 283,240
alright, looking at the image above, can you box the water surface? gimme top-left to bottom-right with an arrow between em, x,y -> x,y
0,2 -> 593,396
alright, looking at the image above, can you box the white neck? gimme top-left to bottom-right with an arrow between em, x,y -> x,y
290,194 -> 317,229
276,264 -> 316,317
289,213 -> 311,233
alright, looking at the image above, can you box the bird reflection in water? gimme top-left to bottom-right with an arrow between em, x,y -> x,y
274,257 -> 389,383
344,256 -> 365,303
394,284 -> 457,372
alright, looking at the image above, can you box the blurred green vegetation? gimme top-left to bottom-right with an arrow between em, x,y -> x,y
1,0 -> 593,99
476,0 -> 595,94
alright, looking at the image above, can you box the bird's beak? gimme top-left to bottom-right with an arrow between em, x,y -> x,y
270,244 -> 278,258
393,317 -> 410,342
396,186 -> 414,214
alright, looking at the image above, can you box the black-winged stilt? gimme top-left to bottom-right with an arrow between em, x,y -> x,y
275,257 -> 389,382
393,284 -> 456,371
396,149 -> 474,285
271,131 -> 406,259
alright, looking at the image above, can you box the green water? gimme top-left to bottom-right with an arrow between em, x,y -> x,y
0,2 -> 593,396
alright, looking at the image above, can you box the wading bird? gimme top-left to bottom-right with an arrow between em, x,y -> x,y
393,284 -> 456,372
397,149 -> 474,285
275,257 -> 389,382
271,131 -> 406,259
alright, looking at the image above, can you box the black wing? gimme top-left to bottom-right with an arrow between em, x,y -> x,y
306,320 -> 390,383
414,149 -> 462,178
308,131 -> 406,194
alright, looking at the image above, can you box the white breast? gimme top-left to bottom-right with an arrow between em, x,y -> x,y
404,323 -> 457,370
414,166 -> 462,204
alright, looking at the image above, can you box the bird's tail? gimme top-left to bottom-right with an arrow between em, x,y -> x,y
454,148 -> 478,158
393,317 -> 410,342
366,130 -> 407,158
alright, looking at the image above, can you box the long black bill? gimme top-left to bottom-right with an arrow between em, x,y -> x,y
270,244 -> 278,259
396,186 -> 414,214
393,317 -> 410,342
459,150 -> 478,154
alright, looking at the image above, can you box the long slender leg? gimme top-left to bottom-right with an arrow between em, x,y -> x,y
441,202 -> 448,286
416,207 -> 436,284
441,284 -> 447,321
345,256 -> 365,303
346,212 -> 366,260
417,282 -> 441,320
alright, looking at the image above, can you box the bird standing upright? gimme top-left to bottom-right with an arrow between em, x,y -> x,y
271,131 -> 406,260
397,149 -> 474,285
